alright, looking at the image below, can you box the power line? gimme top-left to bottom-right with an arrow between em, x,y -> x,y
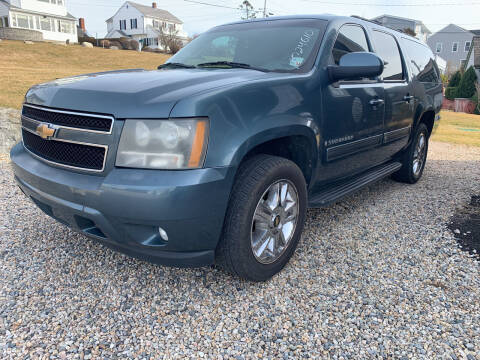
299,0 -> 480,5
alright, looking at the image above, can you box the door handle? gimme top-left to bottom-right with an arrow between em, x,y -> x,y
369,98 -> 385,106
404,95 -> 414,103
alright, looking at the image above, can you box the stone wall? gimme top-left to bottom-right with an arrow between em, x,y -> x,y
0,28 -> 43,42
0,108 -> 21,154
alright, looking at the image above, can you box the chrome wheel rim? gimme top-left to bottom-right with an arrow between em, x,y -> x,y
250,180 -> 299,264
413,133 -> 427,177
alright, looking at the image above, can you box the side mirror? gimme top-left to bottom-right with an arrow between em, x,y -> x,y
327,52 -> 384,82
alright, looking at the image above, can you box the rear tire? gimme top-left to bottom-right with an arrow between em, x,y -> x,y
216,155 -> 307,282
392,123 -> 429,184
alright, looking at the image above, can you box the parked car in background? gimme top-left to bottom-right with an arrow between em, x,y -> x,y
11,15 -> 442,281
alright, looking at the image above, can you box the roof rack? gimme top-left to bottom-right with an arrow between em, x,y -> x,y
350,15 -> 382,26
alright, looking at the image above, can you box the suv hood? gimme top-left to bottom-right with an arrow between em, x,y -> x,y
25,69 -> 269,118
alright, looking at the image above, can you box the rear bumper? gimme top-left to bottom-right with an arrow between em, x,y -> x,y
11,143 -> 236,267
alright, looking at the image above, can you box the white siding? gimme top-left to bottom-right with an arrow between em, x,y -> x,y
18,0 -> 68,17
8,10 -> 77,43
109,3 -> 144,36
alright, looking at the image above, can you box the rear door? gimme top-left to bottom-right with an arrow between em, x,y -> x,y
319,23 -> 386,183
370,30 -> 414,158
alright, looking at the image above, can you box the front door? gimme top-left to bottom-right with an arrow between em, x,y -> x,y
316,23 -> 387,184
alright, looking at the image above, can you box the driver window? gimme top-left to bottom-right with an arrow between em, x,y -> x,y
332,25 -> 369,65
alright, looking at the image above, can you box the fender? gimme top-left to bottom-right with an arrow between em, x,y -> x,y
230,124 -> 319,168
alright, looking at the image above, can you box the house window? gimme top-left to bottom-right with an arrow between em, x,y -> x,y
130,18 -> 137,29
58,20 -> 72,33
0,16 -> 8,28
153,20 -> 159,29
16,14 -> 30,29
120,20 -> 126,30
435,42 -> 442,53
452,42 -> 458,52
465,41 -> 471,52
39,17 -> 52,31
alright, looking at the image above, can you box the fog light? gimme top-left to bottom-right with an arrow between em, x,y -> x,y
158,227 -> 169,241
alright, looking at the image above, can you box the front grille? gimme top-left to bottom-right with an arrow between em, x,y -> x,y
22,129 -> 106,171
22,105 -> 113,132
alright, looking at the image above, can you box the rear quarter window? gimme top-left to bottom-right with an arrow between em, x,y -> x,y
400,37 -> 441,83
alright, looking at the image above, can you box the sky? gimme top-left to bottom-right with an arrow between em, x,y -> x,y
67,0 -> 480,38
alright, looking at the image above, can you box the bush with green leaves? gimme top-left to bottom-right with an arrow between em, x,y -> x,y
445,87 -> 457,100
456,66 -> 477,99
448,71 -> 462,88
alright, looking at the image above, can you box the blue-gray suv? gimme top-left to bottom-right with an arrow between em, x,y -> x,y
11,15 -> 442,281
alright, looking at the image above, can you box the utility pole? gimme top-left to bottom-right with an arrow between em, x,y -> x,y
263,0 -> 267,17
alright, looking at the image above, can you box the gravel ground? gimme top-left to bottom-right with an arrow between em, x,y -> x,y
1,141 -> 479,359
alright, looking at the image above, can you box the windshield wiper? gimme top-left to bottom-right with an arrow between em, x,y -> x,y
158,62 -> 196,70
196,61 -> 269,72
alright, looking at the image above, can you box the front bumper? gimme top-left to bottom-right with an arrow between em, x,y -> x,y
10,143 -> 236,267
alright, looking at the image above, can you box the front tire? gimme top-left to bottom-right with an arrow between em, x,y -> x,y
392,123 -> 429,184
216,155 -> 307,281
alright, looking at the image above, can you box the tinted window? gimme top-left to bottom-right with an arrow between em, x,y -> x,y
332,24 -> 369,65
371,31 -> 404,81
168,19 -> 327,73
401,37 -> 440,83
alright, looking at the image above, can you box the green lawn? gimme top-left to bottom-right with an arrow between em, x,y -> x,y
433,111 -> 480,147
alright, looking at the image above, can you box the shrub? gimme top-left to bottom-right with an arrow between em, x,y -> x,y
118,37 -> 139,50
448,71 -> 461,88
456,66 -> 477,99
445,87 -> 457,100
108,40 -> 122,49
100,39 -> 110,48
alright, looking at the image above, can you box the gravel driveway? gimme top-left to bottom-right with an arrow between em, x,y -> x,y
1,141 -> 479,359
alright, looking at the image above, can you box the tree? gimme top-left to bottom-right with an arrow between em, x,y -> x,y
456,66 -> 477,98
402,28 -> 416,37
448,70 -> 462,88
159,27 -> 183,54
239,1 -> 256,20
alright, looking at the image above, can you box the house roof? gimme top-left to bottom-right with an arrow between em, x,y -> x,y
372,14 -> 431,34
0,0 -> 76,20
105,29 -> 129,38
471,30 -> 480,36
106,1 -> 182,24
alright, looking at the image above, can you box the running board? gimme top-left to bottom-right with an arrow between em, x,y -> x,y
308,162 -> 402,208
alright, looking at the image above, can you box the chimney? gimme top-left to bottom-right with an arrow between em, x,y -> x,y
152,2 -> 157,8
79,18 -> 85,32
473,36 -> 480,68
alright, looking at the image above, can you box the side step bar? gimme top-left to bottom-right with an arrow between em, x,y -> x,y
308,162 -> 402,208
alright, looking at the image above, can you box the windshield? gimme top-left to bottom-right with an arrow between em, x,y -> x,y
167,19 -> 327,73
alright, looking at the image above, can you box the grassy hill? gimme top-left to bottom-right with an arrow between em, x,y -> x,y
0,40 -> 170,109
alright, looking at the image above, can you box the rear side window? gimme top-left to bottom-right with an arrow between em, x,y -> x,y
401,37 -> 440,83
371,30 -> 404,81
332,24 -> 369,65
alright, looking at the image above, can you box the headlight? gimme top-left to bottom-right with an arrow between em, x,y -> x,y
116,118 -> 209,169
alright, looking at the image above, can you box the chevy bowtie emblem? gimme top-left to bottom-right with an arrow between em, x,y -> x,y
36,123 -> 56,139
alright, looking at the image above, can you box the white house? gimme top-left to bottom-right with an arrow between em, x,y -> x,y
105,1 -> 188,49
0,0 -> 77,43
372,15 -> 431,43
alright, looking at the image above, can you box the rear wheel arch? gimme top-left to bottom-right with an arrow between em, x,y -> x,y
418,110 -> 435,136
